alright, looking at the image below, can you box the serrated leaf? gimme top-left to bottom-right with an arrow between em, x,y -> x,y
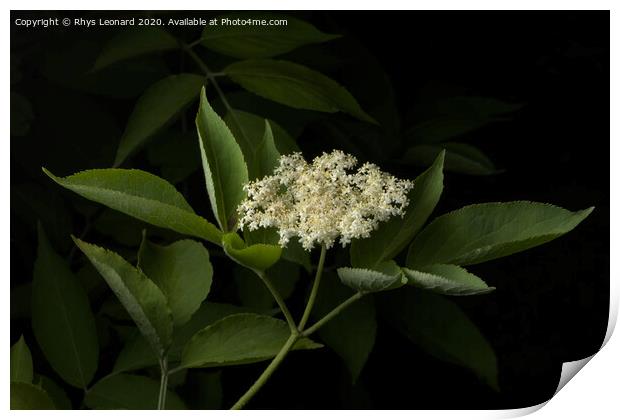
180,313 -> 321,369
312,273 -> 376,381
43,168 -> 222,245
113,302 -> 252,374
407,202 -> 594,267
225,59 -> 377,124
402,142 -> 497,176
337,261 -> 404,292
10,336 -> 33,383
402,264 -> 495,296
10,382 -> 55,409
255,120 -> 280,178
114,73 -> 204,166
222,232 -> 282,271
351,151 -> 444,268
94,27 -> 179,70
85,374 -> 185,409
196,88 -> 249,231
32,226 -> 98,389
201,13 -> 339,59
380,289 -> 498,389
138,237 -> 212,327
74,238 -> 173,357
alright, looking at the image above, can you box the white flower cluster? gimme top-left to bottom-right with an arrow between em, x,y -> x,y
238,150 -> 414,251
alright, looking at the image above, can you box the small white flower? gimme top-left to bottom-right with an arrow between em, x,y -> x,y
238,150 -> 414,251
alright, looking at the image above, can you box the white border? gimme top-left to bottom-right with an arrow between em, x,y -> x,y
4,2 -> 616,418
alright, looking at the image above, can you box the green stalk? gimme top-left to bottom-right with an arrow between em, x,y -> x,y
302,291 -> 366,337
157,356 -> 169,410
255,270 -> 297,334
231,333 -> 299,410
298,245 -> 327,330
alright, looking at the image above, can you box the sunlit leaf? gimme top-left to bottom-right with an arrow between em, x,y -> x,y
402,264 -> 495,296
407,202 -> 594,267
337,260 -> 404,293
138,236 -> 213,326
180,313 -> 321,369
196,88 -> 248,231
43,168 -> 222,245
222,232 -> 282,272
74,238 -> 173,357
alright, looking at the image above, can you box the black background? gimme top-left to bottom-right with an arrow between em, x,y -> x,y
11,10 -> 609,409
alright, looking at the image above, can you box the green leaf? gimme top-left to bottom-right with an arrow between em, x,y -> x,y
255,120 -> 281,178
223,111 -> 283,180
313,273 -> 376,382
196,88 -> 249,231
402,143 -> 497,176
402,264 -> 495,296
146,131 -> 202,184
243,226 -> 311,271
224,109 -> 300,160
202,13 -> 339,59
32,226 -> 99,389
10,382 -> 55,409
74,238 -> 173,357
43,168 -> 222,245
380,289 -> 498,389
94,27 -> 179,70
138,236 -> 213,326
351,151 -> 445,268
36,375 -> 72,410
224,59 -> 377,124
112,302 -> 252,374
337,260 -> 404,292
180,313 -> 321,369
10,335 -> 33,383
222,232 -> 282,271
85,374 -> 186,409
234,261 -> 300,311
407,202 -> 594,267
114,73 -> 204,166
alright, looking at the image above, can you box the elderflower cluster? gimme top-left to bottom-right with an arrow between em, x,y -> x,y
237,150 -> 414,251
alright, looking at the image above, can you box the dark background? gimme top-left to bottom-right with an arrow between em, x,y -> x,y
11,10 -> 609,409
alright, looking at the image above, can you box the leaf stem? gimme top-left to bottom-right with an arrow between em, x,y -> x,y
301,291 -> 366,337
231,333 -> 298,410
180,42 -> 251,147
157,356 -> 169,410
298,245 -> 327,330
255,270 -> 298,334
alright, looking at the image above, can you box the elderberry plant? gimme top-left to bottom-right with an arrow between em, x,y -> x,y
10,12 -> 594,410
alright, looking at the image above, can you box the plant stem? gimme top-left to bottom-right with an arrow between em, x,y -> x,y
298,245 -> 327,330
231,333 -> 298,410
157,356 -> 169,410
302,291 -> 366,337
255,270 -> 297,333
181,43 -> 252,147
